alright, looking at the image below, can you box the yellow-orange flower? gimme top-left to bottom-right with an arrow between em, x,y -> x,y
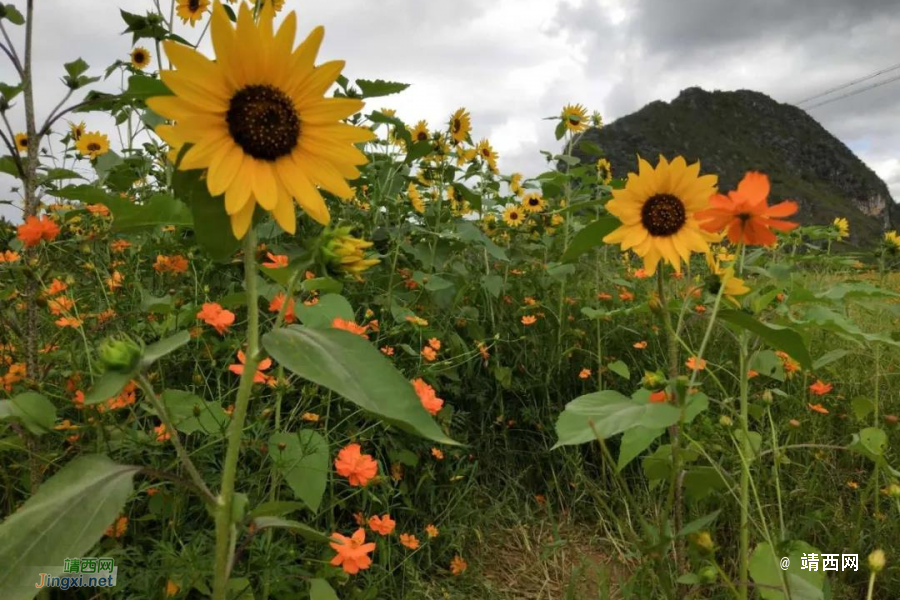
329,528 -> 376,574
334,443 -> 378,487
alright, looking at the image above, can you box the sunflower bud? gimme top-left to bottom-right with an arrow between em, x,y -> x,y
641,370 -> 667,391
868,549 -> 886,573
698,565 -> 717,584
98,337 -> 141,372
319,225 -> 380,278
648,293 -> 663,315
762,389 -> 774,405
719,415 -> 733,427
691,531 -> 715,553
888,483 -> 900,499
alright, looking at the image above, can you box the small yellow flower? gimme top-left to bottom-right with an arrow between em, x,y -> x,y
14,132 -> 28,153
75,132 -> 110,159
130,47 -> 152,70
560,103 -> 588,133
408,182 -> 425,214
449,108 -> 471,143
832,217 -> 849,240
503,205 -> 524,227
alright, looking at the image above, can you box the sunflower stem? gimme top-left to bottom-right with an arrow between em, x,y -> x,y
212,227 -> 261,600
735,242 -> 750,600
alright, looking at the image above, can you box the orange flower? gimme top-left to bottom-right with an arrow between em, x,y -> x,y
597,292 -> 612,301
521,315 -> 537,325
55,316 -> 82,328
86,203 -> 110,216
334,443 -> 378,487
809,380 -> 833,396
633,341 -> 648,349
329,528 -> 376,575
368,514 -> 396,536
106,270 -> 124,292
619,290 -> 634,302
399,533 -> 420,550
153,255 -> 188,274
262,252 -> 289,269
425,524 -> 439,539
268,292 -> 296,323
578,368 -> 592,379
228,350 -> 273,384
301,412 -> 320,422
413,378 -> 444,416
154,423 -> 171,442
633,268 -> 649,279
332,317 -> 369,338
421,345 -> 437,361
165,580 -> 180,596
47,296 -> 75,315
17,215 -> 60,247
450,555 -> 468,575
685,356 -> 707,371
104,515 -> 128,538
649,390 -> 669,404
110,239 -> 132,253
0,250 -> 20,263
696,172 -> 798,246
380,346 -> 395,356
427,337 -> 442,351
808,403 -> 829,415
44,278 -> 68,296
197,302 -> 235,335
431,447 -> 444,460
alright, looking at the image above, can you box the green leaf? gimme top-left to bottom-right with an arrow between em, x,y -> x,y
751,350 -> 784,381
617,426 -> 664,472
355,79 -> 410,98
160,390 -> 228,435
561,217 -> 621,262
554,120 -> 567,141
301,277 -> 343,295
482,274 -> 503,298
296,293 -> 354,329
0,4 -> 25,25
83,370 -> 134,405
813,349 -> 850,370
677,510 -> 721,537
851,397 -> 874,421
683,467 -> 728,501
263,326 -> 456,444
125,74 -> 171,101
405,140 -> 433,164
172,168 -> 239,261
607,360 -> 630,379
106,193 -> 193,232
0,392 -> 56,435
48,184 -> 114,204
269,430 -> 329,512
718,310 -> 812,370
38,168 -> 84,183
141,330 -> 191,369
251,517 -> 329,543
554,390 -> 681,448
0,155 -> 20,178
246,501 -> 306,520
733,429 -> 762,461
849,427 -> 887,463
749,541 -> 825,600
310,579 -> 340,600
64,58 -> 89,78
815,282 -> 900,301
0,456 -> 138,600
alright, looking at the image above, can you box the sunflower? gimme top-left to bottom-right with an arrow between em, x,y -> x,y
596,158 -> 612,185
482,214 -> 498,235
130,47 -> 152,70
410,120 -> 429,143
560,103 -> 588,133
885,231 -> 900,252
69,121 -> 86,141
603,155 -> 718,275
832,217 -> 849,240
149,2 -> 374,238
14,132 -> 28,153
475,138 -> 498,172
75,132 -> 110,159
407,182 -> 424,214
509,172 -> 523,196
521,192 -> 544,213
176,0 -> 210,26
503,204 -> 524,227
705,252 -> 749,306
449,108 -> 471,144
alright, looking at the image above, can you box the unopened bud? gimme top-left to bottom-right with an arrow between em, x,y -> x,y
719,415 -> 733,427
98,337 -> 141,372
868,549 -> 886,573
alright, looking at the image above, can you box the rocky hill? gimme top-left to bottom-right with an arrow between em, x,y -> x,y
574,87 -> 899,242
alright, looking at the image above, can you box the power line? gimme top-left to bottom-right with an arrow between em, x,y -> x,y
795,60 -> 900,106
803,72 -> 900,110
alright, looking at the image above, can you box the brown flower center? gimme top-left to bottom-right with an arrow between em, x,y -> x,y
227,85 -> 300,161
641,193 -> 686,236
133,51 -> 146,63
87,143 -> 101,152
189,0 -> 200,10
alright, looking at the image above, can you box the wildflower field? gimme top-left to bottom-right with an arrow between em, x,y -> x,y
1,1 -> 900,599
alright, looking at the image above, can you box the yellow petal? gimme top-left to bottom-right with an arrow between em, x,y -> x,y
230,198 -> 256,239
224,157 -> 253,215
275,159 -> 330,225
207,143 -> 243,196
251,161 -> 279,210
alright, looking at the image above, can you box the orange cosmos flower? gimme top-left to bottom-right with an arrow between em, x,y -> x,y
685,356 -> 707,371
597,292 -> 613,301
334,443 -> 378,487
380,346 -> 395,356
110,239 -> 132,253
413,378 -> 444,415
104,515 -> 129,538
44,278 -> 68,296
17,215 -> 60,247
262,252 -> 289,269
450,555 -> 468,575
106,270 -> 124,292
696,171 -> 798,246
421,345 -> 437,361
649,390 -> 669,403
153,255 -> 189,274
425,524 -> 439,539
197,302 -> 235,335
228,350 -> 273,384
431,447 -> 444,460
633,341 -> 648,349
809,380 -> 833,396
399,533 -> 420,550
0,250 -> 20,262
332,317 -> 369,338
154,423 -> 171,442
268,292 -> 296,323
55,316 -> 82,328
619,290 -> 635,302
47,295 -> 75,315
808,403 -> 829,415
578,368 -> 592,379
329,528 -> 376,575
427,338 -> 441,351
521,315 -> 537,326
86,203 -> 110,216
368,514 -> 396,536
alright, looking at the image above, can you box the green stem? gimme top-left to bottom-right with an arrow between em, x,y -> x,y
866,572 -> 876,600
735,242 -> 750,600
212,228 -> 261,599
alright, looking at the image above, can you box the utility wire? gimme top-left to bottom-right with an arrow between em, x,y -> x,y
795,60 -> 900,106
803,72 -> 900,110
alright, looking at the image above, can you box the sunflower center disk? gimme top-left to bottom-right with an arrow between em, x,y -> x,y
227,85 -> 300,162
641,193 -> 687,236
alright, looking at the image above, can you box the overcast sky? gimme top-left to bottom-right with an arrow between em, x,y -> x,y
2,0 -> 899,221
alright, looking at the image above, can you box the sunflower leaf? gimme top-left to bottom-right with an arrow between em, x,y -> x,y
561,216 -> 621,262
355,79 -> 410,98
172,168 -> 240,262
0,4 -> 24,25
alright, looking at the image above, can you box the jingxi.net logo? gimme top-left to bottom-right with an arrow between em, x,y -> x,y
33,558 -> 118,590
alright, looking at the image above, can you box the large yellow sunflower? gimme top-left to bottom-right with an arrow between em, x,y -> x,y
449,108 -> 471,144
603,155 -> 718,275
561,103 -> 588,133
502,204 -> 524,227
176,0 -> 210,26
149,2 -> 375,238
410,120 -> 429,143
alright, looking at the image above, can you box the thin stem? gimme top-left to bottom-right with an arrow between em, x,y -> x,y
212,228 -> 261,600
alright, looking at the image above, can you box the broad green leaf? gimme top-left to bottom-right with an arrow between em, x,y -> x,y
83,370 -> 134,405
795,306 -> 900,348
851,397 -> 874,421
227,578 -> 255,600
554,390 -> 681,448
683,467 -> 728,501
48,184 -> 114,204
263,326 -> 456,444
141,330 -> 191,368
173,168 -> 240,261
607,360 -> 630,379
64,58 -> 89,78
0,392 -> 56,435
301,277 -> 343,295
482,274 -> 503,298
718,310 -> 812,370
733,429 -> 762,461
749,541 -> 825,600
160,390 -> 228,435
561,217 -> 620,262
0,4 -> 25,25
251,517 -> 329,543
355,79 -> 410,98
141,289 -> 174,314
246,501 -> 305,520
815,282 -> 900,301
751,350 -> 784,381
106,193 -> 193,232
269,430 -> 329,512
813,349 -> 850,370
125,74 -> 171,101
310,579 -> 340,600
617,426 -> 664,472
296,294 -> 354,328
849,427 -> 887,463
0,456 -> 138,600
38,168 -> 84,183
677,510 -> 721,537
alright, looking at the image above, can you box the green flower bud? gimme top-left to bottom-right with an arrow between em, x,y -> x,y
868,549 -> 886,573
642,370 -> 667,391
692,531 -> 715,553
719,415 -> 733,427
762,389 -> 774,405
98,337 -> 141,372
888,483 -> 900,499
698,565 -> 717,583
